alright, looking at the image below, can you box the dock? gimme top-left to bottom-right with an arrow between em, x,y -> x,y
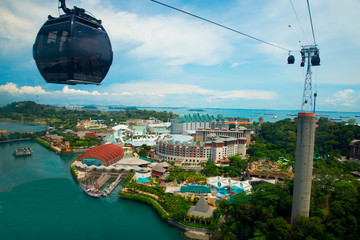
95,173 -> 111,188
103,173 -> 123,196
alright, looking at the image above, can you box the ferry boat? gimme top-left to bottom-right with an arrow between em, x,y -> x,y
270,116 -> 278,119
14,146 -> 32,156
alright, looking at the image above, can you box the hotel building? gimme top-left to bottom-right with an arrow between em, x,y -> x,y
156,135 -> 247,164
195,127 -> 252,146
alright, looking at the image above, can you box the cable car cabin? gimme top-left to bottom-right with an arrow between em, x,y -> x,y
33,9 -> 113,85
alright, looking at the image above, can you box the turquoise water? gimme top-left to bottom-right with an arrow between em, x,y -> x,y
138,107 -> 360,123
0,121 -> 47,132
0,140 -> 185,240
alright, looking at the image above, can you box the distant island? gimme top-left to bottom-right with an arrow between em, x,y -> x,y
188,109 -> 206,112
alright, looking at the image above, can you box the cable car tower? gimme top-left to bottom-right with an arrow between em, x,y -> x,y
287,1 -> 320,224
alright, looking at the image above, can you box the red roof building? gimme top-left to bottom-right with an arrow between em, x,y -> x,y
78,143 -> 125,166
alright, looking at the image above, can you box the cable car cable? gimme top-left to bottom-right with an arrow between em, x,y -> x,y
150,0 -> 292,52
289,0 -> 310,44
306,0 -> 316,45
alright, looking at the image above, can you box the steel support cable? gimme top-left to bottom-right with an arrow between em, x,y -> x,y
289,0 -> 310,44
306,0 -> 316,45
151,0 -> 291,52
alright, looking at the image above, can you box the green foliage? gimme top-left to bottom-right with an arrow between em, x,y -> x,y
169,166 -> 207,183
201,159 -> 221,177
0,101 -> 178,129
138,148 -> 148,158
121,181 -> 189,221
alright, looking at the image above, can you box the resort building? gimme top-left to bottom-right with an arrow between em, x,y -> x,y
350,139 -> 360,159
115,157 -> 151,170
156,135 -> 246,164
170,113 -> 229,134
78,143 -> 125,166
147,123 -> 171,134
207,176 -> 252,197
76,118 -> 107,129
152,162 -> 170,177
187,196 -> 214,219
195,126 -> 252,146
131,126 -> 147,136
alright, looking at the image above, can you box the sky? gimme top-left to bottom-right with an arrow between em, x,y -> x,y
0,0 -> 359,112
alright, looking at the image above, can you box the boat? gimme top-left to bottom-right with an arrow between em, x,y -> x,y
264,113 -> 274,115
331,118 -> 342,121
355,115 -> 360,117
81,184 -> 102,198
14,146 -> 32,156
270,116 -> 278,119
340,116 -> 349,118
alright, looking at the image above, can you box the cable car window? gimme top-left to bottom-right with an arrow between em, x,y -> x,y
59,31 -> 69,52
47,31 -> 58,44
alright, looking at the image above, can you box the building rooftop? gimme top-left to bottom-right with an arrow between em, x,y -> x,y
187,196 -> 214,218
78,143 -> 124,166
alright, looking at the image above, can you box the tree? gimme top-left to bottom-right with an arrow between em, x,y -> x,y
138,148 -> 147,158
266,217 -> 291,240
292,216 -> 325,240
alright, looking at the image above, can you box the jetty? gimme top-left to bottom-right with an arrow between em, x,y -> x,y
104,174 -> 123,196
95,173 -> 111,188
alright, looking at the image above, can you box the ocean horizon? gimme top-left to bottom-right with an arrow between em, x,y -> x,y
136,107 -> 360,123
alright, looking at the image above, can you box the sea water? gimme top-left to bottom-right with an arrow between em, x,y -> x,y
0,121 -> 47,132
0,140 -> 185,240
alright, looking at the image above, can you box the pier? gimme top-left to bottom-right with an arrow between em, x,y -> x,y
95,173 -> 111,188
104,174 -> 123,196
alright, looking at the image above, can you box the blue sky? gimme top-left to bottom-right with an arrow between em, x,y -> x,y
0,0 -> 359,112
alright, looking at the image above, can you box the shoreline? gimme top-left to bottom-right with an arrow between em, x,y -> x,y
118,190 -> 215,239
0,138 -> 32,144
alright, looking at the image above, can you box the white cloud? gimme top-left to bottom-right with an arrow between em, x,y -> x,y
0,0 -> 232,66
0,83 -> 107,96
107,82 -> 276,101
109,82 -> 215,96
100,11 -> 232,66
0,1 -> 56,53
323,89 -> 359,107
55,86 -> 105,96
0,83 -> 47,95
208,90 -> 277,100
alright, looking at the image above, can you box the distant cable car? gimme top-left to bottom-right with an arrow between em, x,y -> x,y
33,0 -> 113,85
287,54 -> 295,64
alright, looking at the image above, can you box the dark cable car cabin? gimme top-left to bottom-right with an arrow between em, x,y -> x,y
33,0 -> 113,85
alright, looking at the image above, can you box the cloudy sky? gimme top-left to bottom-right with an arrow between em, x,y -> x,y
0,0 -> 359,111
